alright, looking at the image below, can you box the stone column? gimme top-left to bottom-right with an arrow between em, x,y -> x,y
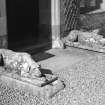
101,0 -> 105,11
51,0 -> 63,48
0,0 -> 7,48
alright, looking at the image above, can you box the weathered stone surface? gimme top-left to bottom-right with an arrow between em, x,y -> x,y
65,30 -> 105,52
0,72 -> 64,99
0,49 -> 65,99
65,30 -> 79,42
0,71 -> 58,87
0,49 -> 41,78
52,37 -> 64,49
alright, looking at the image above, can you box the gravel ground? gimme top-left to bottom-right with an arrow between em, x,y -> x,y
1,54 -> 105,105
0,81 -> 46,105
46,54 -> 105,105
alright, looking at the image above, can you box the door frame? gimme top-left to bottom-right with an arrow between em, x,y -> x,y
0,0 -> 61,50
0,0 -> 7,48
0,0 -> 7,36
51,0 -> 61,48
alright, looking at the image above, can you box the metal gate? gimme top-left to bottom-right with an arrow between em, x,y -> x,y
60,0 -> 80,38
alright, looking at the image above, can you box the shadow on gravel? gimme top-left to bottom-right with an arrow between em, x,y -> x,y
40,68 -> 53,75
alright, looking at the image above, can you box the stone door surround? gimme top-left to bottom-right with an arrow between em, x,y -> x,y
0,0 -> 7,48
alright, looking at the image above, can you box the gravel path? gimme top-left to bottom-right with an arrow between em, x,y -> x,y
46,54 -> 105,105
0,81 -> 46,105
1,54 -> 105,105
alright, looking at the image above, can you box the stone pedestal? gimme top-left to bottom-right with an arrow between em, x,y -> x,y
0,68 -> 64,99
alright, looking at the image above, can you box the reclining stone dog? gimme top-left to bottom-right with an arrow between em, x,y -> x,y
0,49 -> 41,78
0,49 -> 65,98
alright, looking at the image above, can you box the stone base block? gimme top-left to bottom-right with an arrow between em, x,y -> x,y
0,70 -> 64,99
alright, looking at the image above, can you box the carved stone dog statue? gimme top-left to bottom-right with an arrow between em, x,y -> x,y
0,49 -> 65,99
0,49 -> 41,78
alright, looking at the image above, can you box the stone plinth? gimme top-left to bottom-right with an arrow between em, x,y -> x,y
0,68 -> 64,99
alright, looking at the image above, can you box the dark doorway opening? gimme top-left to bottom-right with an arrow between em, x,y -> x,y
6,0 -> 51,52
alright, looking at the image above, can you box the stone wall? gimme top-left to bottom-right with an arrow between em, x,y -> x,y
0,0 -> 7,48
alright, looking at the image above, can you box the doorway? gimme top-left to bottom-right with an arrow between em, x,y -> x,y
6,0 -> 51,51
